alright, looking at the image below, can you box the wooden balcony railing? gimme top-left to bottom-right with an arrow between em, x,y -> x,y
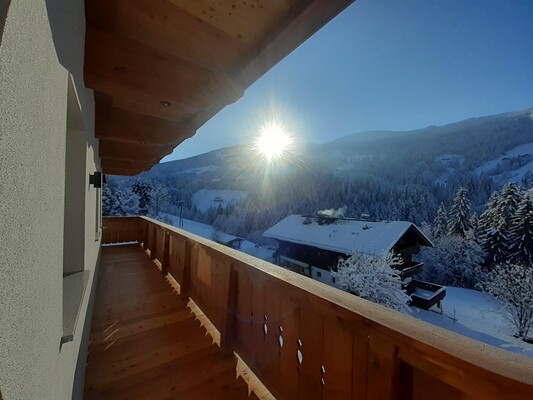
102,216 -> 533,400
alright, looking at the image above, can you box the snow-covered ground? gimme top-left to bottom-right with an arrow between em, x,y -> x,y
161,213 -> 275,262
162,213 -> 236,244
179,165 -> 219,175
411,287 -> 533,358
474,142 -> 533,184
192,189 -> 248,212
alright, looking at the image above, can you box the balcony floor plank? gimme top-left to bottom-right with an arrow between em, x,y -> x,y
84,244 -> 254,400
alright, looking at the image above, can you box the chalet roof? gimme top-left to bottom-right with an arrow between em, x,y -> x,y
85,0 -> 355,176
263,215 -> 433,256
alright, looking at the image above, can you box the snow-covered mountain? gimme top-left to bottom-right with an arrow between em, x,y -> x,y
113,107 -> 533,226
138,107 -> 533,186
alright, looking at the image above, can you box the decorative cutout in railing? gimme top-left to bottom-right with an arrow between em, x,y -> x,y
263,315 -> 268,336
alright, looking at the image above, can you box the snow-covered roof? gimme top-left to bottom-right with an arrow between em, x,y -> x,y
263,215 -> 432,256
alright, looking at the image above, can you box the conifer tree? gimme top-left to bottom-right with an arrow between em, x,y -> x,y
510,193 -> 533,265
132,180 -> 153,213
102,185 -> 114,216
433,203 -> 448,238
448,187 -> 471,237
494,183 -> 522,231
113,188 -> 126,216
478,191 -> 500,231
483,227 -> 509,266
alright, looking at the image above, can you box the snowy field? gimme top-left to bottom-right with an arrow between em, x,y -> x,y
161,213 -> 275,262
192,189 -> 248,212
411,287 -> 533,358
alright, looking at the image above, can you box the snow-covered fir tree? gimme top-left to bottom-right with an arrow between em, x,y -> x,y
433,203 -> 448,238
419,231 -> 485,289
332,252 -> 411,313
149,184 -> 170,217
102,185 -> 114,216
478,191 -> 500,232
102,185 -> 127,216
447,187 -> 471,237
480,262 -> 533,339
483,227 -> 509,266
132,180 -> 153,213
122,191 -> 140,216
493,183 -> 523,231
509,192 -> 533,265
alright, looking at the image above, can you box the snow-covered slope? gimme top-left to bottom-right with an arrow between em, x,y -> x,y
475,142 -> 533,185
192,189 -> 248,212
412,287 -> 533,358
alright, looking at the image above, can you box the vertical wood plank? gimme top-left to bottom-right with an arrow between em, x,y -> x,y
323,315 -> 353,400
180,238 -> 191,298
150,224 -> 157,260
298,303 -> 324,400
279,294 -> 300,400
234,266 -> 254,361
252,273 -> 266,373
263,282 -> 282,387
161,230 -> 169,275
399,361 -> 413,400
352,330 -> 368,400
220,264 -> 238,355
366,335 -> 399,400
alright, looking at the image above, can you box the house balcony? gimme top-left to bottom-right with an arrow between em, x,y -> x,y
86,216 -> 533,399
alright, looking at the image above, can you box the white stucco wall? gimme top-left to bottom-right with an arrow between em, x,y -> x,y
0,1 -> 100,399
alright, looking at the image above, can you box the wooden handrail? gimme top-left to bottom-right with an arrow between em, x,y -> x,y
102,216 -> 533,400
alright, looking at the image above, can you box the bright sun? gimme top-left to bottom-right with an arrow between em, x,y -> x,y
254,121 -> 293,162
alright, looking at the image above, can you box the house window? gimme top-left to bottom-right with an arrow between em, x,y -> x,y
61,76 -> 90,345
316,271 -> 322,278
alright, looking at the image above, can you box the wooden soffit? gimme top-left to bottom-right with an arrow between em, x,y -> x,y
85,0 -> 355,175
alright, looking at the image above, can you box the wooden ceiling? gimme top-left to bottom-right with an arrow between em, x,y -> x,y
85,0 -> 355,176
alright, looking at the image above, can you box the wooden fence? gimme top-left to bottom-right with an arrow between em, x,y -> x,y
103,216 -> 533,400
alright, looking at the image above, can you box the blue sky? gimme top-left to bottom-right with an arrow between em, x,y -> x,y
164,0 -> 533,161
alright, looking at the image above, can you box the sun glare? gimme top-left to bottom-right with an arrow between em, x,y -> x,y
254,122 -> 293,162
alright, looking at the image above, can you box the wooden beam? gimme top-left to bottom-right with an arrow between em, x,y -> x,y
86,0 -> 247,71
95,97 -> 195,145
99,139 -> 173,162
103,167 -> 143,176
101,158 -> 153,172
84,26 -> 215,116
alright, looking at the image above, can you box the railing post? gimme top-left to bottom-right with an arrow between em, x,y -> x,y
220,264 -> 238,355
150,224 -> 157,260
180,238 -> 191,298
161,230 -> 170,275
141,220 -> 148,250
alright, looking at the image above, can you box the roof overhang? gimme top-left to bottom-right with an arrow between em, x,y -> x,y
84,0 -> 355,175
